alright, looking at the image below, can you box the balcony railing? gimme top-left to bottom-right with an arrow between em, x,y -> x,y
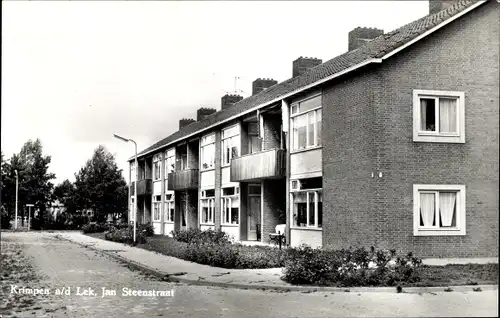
230,148 -> 285,182
168,169 -> 199,190
129,179 -> 153,196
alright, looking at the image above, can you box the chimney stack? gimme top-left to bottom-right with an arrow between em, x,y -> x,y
197,107 -> 217,121
179,118 -> 195,130
221,94 -> 243,110
252,78 -> 278,95
348,27 -> 384,51
429,0 -> 458,15
292,57 -> 322,78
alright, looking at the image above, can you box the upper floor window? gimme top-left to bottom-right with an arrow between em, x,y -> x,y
153,154 -> 162,181
200,189 -> 215,224
164,149 -> 175,178
201,134 -> 216,170
413,184 -> 466,236
413,90 -> 465,143
291,94 -> 322,151
221,125 -> 240,166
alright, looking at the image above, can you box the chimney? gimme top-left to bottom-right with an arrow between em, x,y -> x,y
348,27 -> 384,51
221,94 -> 243,110
429,0 -> 458,15
252,78 -> 278,95
179,118 -> 195,130
197,107 -> 217,121
292,57 -> 322,78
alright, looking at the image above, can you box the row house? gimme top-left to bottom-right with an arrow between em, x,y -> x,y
127,0 -> 498,257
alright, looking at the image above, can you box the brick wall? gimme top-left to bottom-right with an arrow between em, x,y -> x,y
187,141 -> 199,169
323,2 -> 499,257
262,114 -> 281,150
262,179 -> 286,243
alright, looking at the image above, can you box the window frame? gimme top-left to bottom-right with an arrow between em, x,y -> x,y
164,149 -> 175,179
290,94 -> 322,151
200,133 -> 216,171
221,186 -> 240,225
413,90 -> 465,143
290,188 -> 322,230
152,195 -> 161,222
413,184 -> 466,236
129,197 -> 135,222
200,189 -> 216,225
130,162 -> 137,183
153,154 -> 162,181
221,125 -> 240,167
164,193 -> 174,223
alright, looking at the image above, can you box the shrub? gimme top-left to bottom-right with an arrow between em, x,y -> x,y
81,222 -> 108,234
172,228 -> 231,245
282,245 -> 423,287
104,226 -> 146,245
138,223 -> 154,237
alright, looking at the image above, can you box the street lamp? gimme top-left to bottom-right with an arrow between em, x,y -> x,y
114,133 -> 138,244
14,170 -> 18,230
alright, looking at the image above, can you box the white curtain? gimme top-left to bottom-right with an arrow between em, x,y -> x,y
420,99 -> 428,131
420,193 -> 435,227
439,192 -> 456,227
439,98 -> 457,133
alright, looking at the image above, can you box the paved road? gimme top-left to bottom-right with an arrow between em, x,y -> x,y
1,232 -> 497,317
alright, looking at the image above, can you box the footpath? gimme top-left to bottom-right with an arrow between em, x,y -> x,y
52,231 -> 498,293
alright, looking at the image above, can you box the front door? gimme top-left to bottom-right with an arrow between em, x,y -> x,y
180,193 -> 187,230
247,185 -> 262,241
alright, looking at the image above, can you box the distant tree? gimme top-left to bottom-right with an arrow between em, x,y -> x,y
53,179 -> 77,214
73,145 -> 127,223
1,140 -> 55,225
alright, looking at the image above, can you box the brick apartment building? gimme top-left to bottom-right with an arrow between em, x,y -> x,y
127,0 -> 499,257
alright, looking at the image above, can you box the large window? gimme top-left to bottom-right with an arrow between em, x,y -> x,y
164,193 -> 174,223
200,189 -> 215,224
291,177 -> 322,228
153,154 -> 162,181
164,149 -> 175,178
221,186 -> 239,225
413,90 -> 465,143
291,94 -> 322,151
413,184 -> 466,236
221,125 -> 240,166
153,195 -> 161,222
201,134 -> 216,170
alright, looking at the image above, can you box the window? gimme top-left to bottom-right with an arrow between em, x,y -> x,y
153,154 -> 162,181
130,162 -> 137,183
164,193 -> 174,223
153,195 -> 161,222
291,177 -> 322,228
291,94 -> 322,151
201,134 -> 216,170
221,186 -> 239,225
413,90 -> 465,143
221,125 -> 240,166
164,149 -> 175,178
413,184 -> 466,236
200,189 -> 215,224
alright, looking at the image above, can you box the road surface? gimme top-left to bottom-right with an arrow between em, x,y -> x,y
1,232 -> 497,317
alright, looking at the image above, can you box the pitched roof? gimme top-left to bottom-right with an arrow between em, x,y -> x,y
132,0 -> 483,160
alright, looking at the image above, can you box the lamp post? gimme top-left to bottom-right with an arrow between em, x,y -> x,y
114,133 -> 138,244
14,170 -> 18,230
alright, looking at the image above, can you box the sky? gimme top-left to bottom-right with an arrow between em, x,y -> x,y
2,1 -> 429,185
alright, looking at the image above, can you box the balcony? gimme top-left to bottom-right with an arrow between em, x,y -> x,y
130,179 -> 153,196
168,169 -> 199,190
230,148 -> 286,182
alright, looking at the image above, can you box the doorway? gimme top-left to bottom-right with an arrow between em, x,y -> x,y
247,184 -> 262,241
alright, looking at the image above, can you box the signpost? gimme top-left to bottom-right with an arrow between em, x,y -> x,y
26,204 -> 34,231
